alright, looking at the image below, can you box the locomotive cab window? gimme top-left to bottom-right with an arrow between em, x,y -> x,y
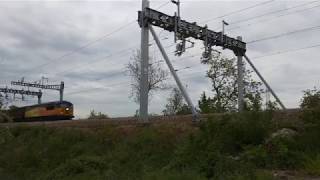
46,106 -> 55,110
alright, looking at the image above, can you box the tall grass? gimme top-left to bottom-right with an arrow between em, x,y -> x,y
0,111 -> 319,179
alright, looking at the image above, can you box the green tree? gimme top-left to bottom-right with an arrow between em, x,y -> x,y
88,110 -> 109,119
200,53 -> 263,113
198,92 -> 217,114
163,88 -> 191,115
300,87 -> 320,109
0,94 -> 3,110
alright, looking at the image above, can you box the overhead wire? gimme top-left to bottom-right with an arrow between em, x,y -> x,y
65,52 -> 203,95
29,21 -> 137,73
201,0 -> 275,24
247,25 -> 320,44
53,36 -> 172,78
25,1 -> 172,74
227,0 -> 319,27
228,3 -> 320,32
49,39 -> 320,98
252,43 -> 320,59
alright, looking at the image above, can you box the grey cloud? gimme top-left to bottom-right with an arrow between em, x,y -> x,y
1,1 -> 320,117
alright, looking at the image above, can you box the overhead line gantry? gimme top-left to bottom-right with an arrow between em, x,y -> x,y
138,0 -> 285,122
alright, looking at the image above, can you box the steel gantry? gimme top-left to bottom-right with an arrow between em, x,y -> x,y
0,87 -> 42,104
138,0 -> 285,122
11,81 -> 64,102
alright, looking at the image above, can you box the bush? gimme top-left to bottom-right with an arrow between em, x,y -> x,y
300,88 -> 320,109
2,110 -> 320,179
142,170 -> 205,180
42,156 -> 107,180
300,87 -> 320,124
169,112 -> 274,179
88,110 -> 109,119
241,145 -> 268,168
265,136 -> 304,169
0,112 -> 12,123
303,154 -> 320,176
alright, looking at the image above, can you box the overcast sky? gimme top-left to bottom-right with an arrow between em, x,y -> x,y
0,0 -> 319,118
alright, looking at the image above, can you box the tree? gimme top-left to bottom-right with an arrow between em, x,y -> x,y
200,52 -> 263,113
163,88 -> 191,115
198,92 -> 215,113
265,101 -> 279,111
126,49 -> 169,104
88,110 -> 109,119
300,87 -> 320,109
0,94 -> 3,110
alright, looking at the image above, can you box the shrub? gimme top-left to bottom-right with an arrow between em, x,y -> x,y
42,156 -> 107,180
169,112 -> 274,179
0,112 -> 12,123
295,123 -> 320,154
142,170 -> 205,180
88,110 -> 109,119
300,88 -> 320,109
300,87 -> 320,125
303,154 -> 320,176
241,145 -> 268,168
266,133 -> 306,169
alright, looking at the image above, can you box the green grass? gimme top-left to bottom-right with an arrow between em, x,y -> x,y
0,111 -> 319,179
303,154 -> 320,176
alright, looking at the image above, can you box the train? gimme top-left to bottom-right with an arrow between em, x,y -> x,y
6,101 -> 74,122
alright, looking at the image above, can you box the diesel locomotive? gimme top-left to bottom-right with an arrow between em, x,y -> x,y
7,101 -> 74,122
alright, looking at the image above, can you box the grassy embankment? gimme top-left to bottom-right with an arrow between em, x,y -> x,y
0,109 -> 320,180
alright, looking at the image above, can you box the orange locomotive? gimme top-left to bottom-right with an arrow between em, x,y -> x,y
8,101 -> 74,122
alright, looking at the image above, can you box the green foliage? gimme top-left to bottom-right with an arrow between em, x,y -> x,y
265,101 -> 279,112
198,91 -> 220,113
198,92 -> 212,113
301,87 -> 320,109
88,110 -> 109,119
200,53 -> 264,113
2,110 -> 320,179
142,170 -> 206,180
264,136 -> 304,169
303,154 -> 320,176
169,112 -> 274,179
0,111 -> 12,123
0,98 -> 3,110
43,156 -> 107,180
176,104 -> 191,115
244,92 -> 263,112
300,87 -> 320,124
163,88 -> 191,115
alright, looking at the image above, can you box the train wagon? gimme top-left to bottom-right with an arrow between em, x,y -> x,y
7,101 -> 74,122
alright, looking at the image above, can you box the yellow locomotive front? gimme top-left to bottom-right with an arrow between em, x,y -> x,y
24,101 -> 74,121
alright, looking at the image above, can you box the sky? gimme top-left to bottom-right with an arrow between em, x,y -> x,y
0,0 -> 319,118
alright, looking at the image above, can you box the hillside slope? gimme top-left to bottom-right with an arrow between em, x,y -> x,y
0,111 -> 320,180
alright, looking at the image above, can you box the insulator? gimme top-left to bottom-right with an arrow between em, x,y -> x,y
175,42 -> 183,56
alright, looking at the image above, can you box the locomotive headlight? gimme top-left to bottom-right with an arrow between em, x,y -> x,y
66,108 -> 70,111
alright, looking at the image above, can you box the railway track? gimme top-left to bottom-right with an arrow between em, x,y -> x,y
0,114 -> 202,129
0,109 -> 301,129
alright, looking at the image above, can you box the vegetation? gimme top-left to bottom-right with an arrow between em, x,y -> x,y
200,52 -> 264,113
162,88 -> 191,115
88,110 -> 109,119
0,109 -> 319,179
0,97 -> 12,123
0,88 -> 320,179
300,87 -> 320,109
126,49 -> 169,104
0,112 -> 12,123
